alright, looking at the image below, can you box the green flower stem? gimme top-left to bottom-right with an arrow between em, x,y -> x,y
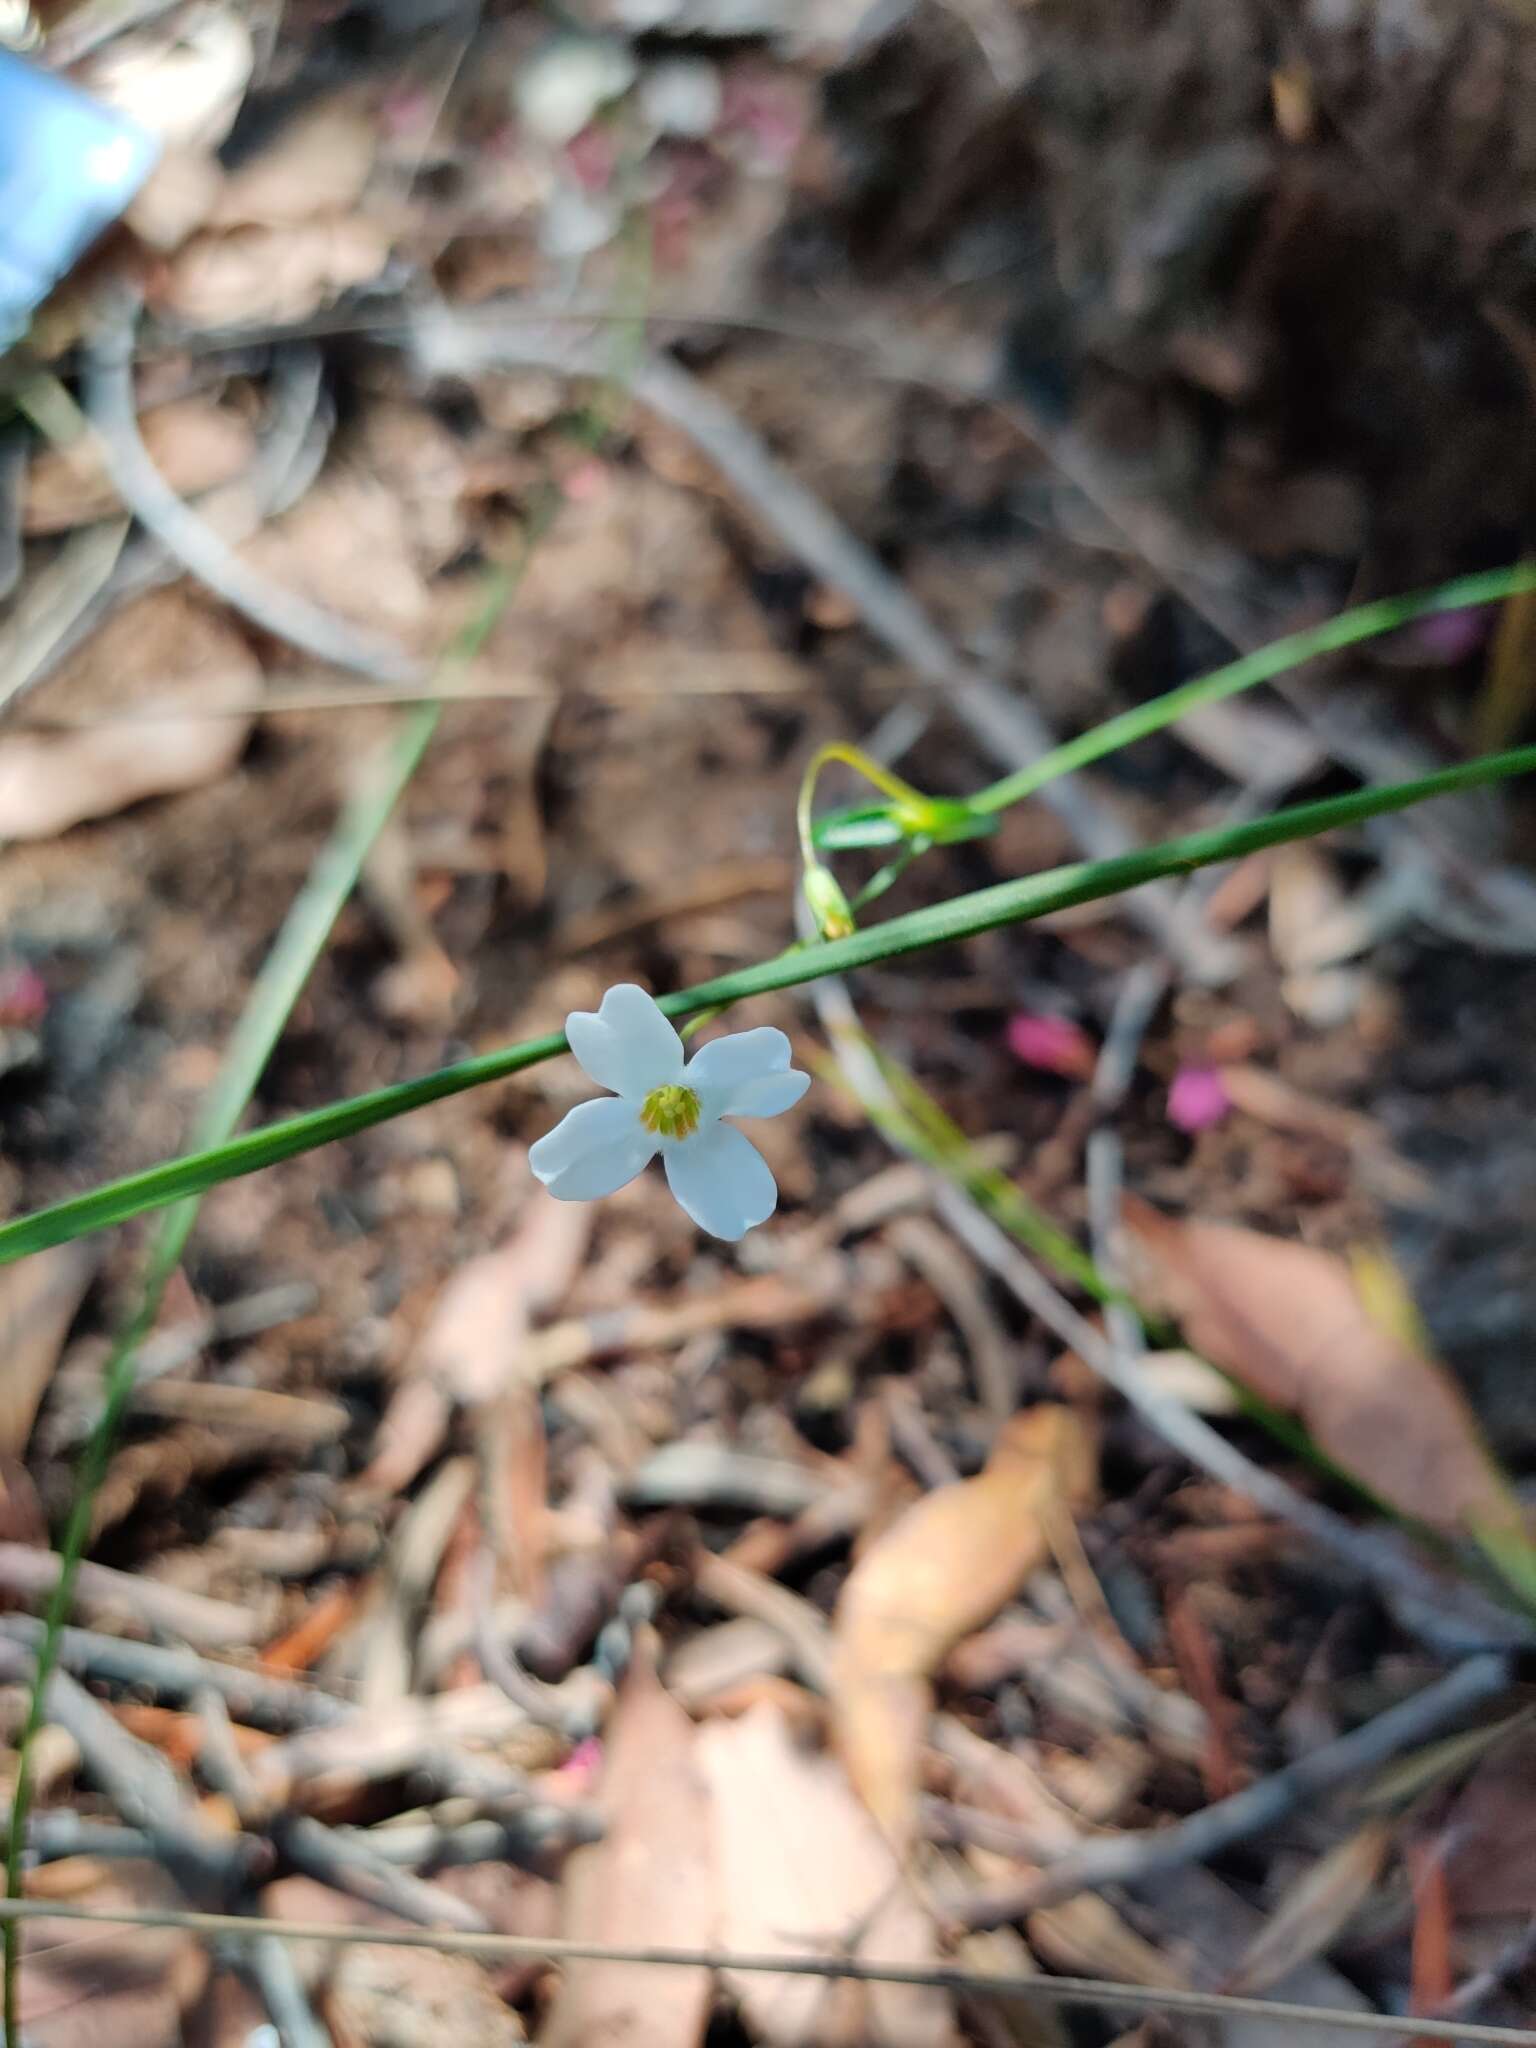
812,561 -> 1536,849
3,738 -> 1534,1268
797,741 -> 932,869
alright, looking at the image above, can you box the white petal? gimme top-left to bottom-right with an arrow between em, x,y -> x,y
566,983 -> 684,1099
686,1027 -> 808,1121
529,1097 -> 658,1200
663,1124 -> 778,1241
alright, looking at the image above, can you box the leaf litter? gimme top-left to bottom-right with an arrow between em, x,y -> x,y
3,1 -> 1536,2043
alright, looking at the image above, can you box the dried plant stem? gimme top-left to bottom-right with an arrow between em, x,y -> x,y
0,1895 -> 1529,2045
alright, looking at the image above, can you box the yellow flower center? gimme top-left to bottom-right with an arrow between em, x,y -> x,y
640,1083 -> 701,1140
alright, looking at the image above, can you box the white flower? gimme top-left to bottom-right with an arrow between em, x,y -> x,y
529,984 -> 809,1241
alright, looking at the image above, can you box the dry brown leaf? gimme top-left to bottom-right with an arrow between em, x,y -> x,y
0,1241 -> 95,1456
25,399 -> 256,535
543,1639 -> 715,2048
1227,1820 -> 1392,1993
209,104 -> 378,227
1121,1196 -> 1522,1536
18,1868 -> 209,2047
698,1703 -> 960,2048
363,1196 -> 591,1494
325,1942 -> 525,2047
126,149 -> 227,253
830,1406 -> 1097,1851
1024,1893 -> 1188,1991
0,590 -> 259,839
158,218 -> 392,328
238,473 -> 429,639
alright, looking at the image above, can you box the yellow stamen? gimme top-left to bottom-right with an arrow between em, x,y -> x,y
640,1083 -> 701,1140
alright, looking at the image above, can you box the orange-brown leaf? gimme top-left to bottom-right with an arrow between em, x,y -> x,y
1121,1197 -> 1518,1534
830,1406 -> 1096,1851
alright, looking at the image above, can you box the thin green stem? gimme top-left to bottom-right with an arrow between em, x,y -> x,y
0,558 -> 521,2044
3,740 -> 1533,1268
810,561 -> 1536,849
971,560 -> 1536,815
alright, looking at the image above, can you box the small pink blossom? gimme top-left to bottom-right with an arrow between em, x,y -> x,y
1005,1011 -> 1096,1080
1394,607 -> 1492,665
0,964 -> 47,1028
561,456 -> 609,503
1167,1065 -> 1231,1133
564,121 -> 617,193
552,1735 -> 603,1791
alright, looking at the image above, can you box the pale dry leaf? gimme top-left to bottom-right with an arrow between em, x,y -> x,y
209,103 -> 378,227
356,401 -> 470,572
1267,845 -> 1349,977
1227,1820 -> 1392,1994
158,217 -> 392,328
544,1639 -> 715,2048
1024,1892 -> 1188,1991
1120,1196 -> 1523,1537
698,1704 -> 959,2048
238,472 -> 429,638
0,589 -> 259,839
19,1867 -> 209,2048
0,1240 -> 96,1456
125,148 -> 226,252
24,398 -> 256,535
363,1197 -> 591,1494
325,1942 -> 525,2047
830,1406 -> 1097,1852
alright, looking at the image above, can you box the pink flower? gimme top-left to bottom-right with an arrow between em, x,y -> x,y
1167,1065 -> 1231,1133
1005,1011 -> 1096,1080
0,964 -> 47,1028
564,122 -> 617,194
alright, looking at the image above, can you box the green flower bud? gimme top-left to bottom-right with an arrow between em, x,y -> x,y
803,863 -> 857,940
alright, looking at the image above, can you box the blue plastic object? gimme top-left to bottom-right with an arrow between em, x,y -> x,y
0,49 -> 159,346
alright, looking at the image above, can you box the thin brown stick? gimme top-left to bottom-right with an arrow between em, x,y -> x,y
0,1615 -> 350,1728
0,1895 -> 1529,2043
0,1543 -> 263,1650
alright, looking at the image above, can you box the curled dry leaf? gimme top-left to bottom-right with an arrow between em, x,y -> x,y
237,474 -> 429,640
24,398 -> 256,534
209,104 -> 379,227
324,1942 -> 526,2047
157,217 -> 392,328
543,1639 -> 716,2048
1120,1196 -> 1525,1539
698,1703 -> 960,2048
830,1405 -> 1097,1852
0,589 -> 259,840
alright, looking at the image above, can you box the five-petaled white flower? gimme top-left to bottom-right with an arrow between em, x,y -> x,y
529,984 -> 810,1241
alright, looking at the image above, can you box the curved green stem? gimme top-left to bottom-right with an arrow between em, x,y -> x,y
811,561 -> 1536,851
3,738 -> 1534,1268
